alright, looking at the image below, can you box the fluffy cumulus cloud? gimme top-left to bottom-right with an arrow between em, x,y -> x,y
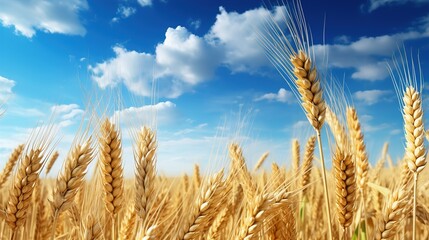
51,103 -> 84,127
0,76 -> 15,102
363,0 -> 429,12
89,46 -> 157,96
113,101 -> 176,126
207,6 -> 285,72
156,26 -> 221,85
255,88 -> 294,103
90,6 -> 286,98
353,89 -> 392,105
89,27 -> 222,98
313,30 -> 428,81
0,0 -> 88,38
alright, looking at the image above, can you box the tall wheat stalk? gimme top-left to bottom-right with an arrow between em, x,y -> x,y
389,49 -> 426,240
258,2 -> 332,238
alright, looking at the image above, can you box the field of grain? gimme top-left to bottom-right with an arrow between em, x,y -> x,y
0,1 -> 428,240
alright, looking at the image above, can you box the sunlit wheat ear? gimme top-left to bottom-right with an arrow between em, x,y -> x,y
0,144 -> 24,189
238,188 -> 292,240
134,126 -> 157,224
253,152 -> 269,172
177,170 -> 225,240
84,214 -> 103,240
389,49 -> 426,240
375,187 -> 411,240
99,118 -> 124,216
36,186 -> 50,239
301,136 -> 316,197
45,151 -> 59,175
333,148 -> 356,229
346,107 -> 369,192
291,51 -> 326,130
193,164 -> 202,187
52,139 -> 94,215
120,205 -> 136,240
207,204 -> 231,240
292,139 -> 300,173
326,106 -> 349,151
229,143 -> 257,200
4,122 -> 57,233
6,149 -> 44,230
402,86 -> 426,173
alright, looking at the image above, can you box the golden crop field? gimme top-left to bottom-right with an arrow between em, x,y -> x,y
0,1 -> 428,240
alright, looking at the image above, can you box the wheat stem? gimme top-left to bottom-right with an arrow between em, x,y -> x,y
316,130 -> 333,240
413,173 -> 417,240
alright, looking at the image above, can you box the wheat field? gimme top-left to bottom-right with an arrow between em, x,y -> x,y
0,1 -> 428,240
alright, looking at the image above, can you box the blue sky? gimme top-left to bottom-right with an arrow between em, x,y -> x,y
0,0 -> 429,175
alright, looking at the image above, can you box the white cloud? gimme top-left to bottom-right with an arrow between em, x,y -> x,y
113,101 -> 176,126
90,26 -> 222,98
0,76 -> 15,102
138,0 -> 152,7
255,88 -> 294,103
112,6 -> 137,22
353,90 -> 391,105
156,26 -> 221,85
206,6 -> 286,72
190,19 -> 201,30
313,29 -> 428,81
89,46 -> 157,96
0,0 -> 88,38
51,103 -> 83,127
364,0 -> 429,12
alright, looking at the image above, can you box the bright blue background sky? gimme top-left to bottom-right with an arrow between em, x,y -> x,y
0,0 -> 429,175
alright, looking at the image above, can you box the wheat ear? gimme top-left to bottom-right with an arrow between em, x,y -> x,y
346,107 -> 369,239
207,204 -> 231,240
301,136 -> 316,197
402,86 -> 426,240
333,148 -> 356,234
134,126 -> 157,227
229,143 -> 257,200
99,118 -> 124,240
84,214 -> 103,240
0,144 -> 24,189
45,151 -> 59,175
238,188 -> 292,240
50,139 -> 94,240
193,164 -> 202,188
292,139 -> 300,174
253,152 -> 269,172
52,139 -> 94,214
120,205 -> 136,240
375,186 -> 411,240
99,118 -> 124,215
177,170 -> 225,240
